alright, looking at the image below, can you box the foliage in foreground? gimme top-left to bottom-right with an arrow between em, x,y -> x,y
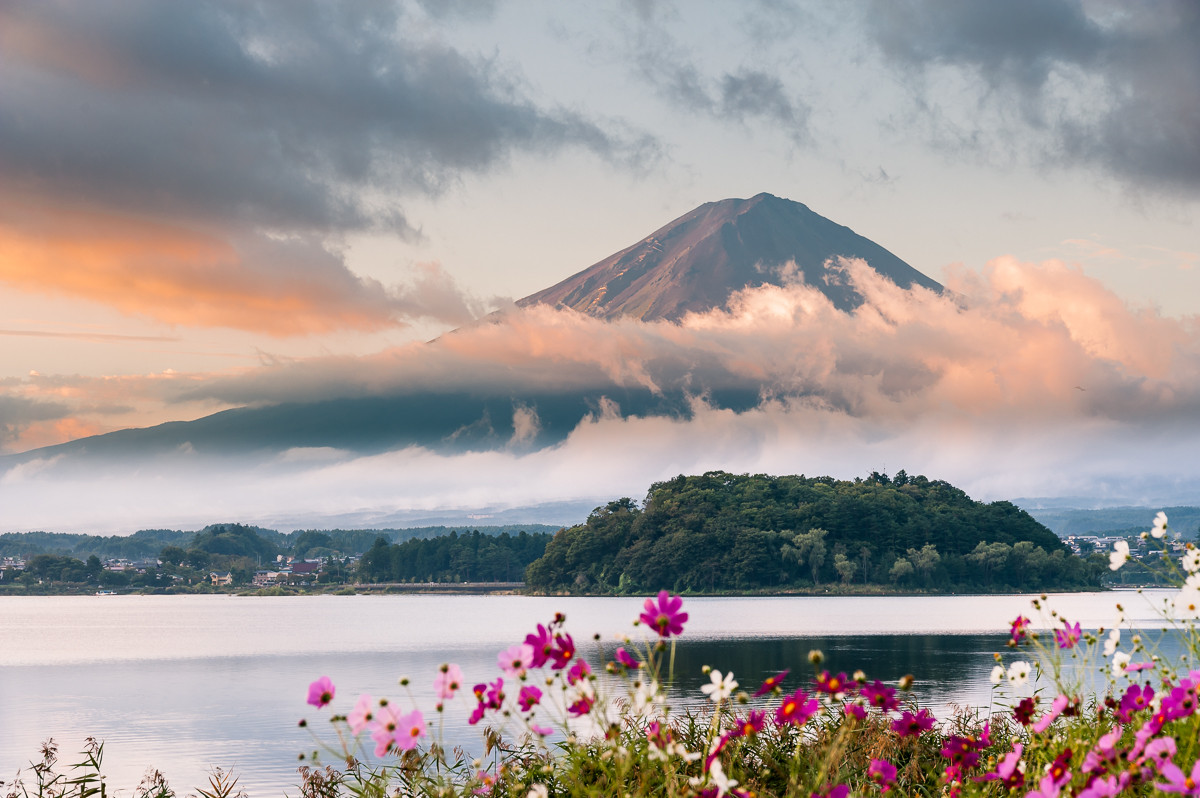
8,512 -> 1200,798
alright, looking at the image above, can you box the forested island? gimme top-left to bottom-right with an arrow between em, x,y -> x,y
524,471 -> 1108,593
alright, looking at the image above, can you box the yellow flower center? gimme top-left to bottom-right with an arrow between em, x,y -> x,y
782,700 -> 796,715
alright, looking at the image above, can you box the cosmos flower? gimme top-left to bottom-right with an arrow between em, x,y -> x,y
639,591 -> 688,638
518,685 -> 542,712
775,689 -> 820,727
1109,540 -> 1130,571
307,676 -> 335,708
347,693 -> 374,734
754,669 -> 789,696
1009,615 -> 1031,644
393,709 -> 426,751
860,680 -> 900,712
434,664 -> 463,700
1152,511 -> 1169,539
1007,660 -> 1032,689
614,647 -> 641,669
891,708 -> 936,736
497,643 -> 534,677
1031,694 -> 1070,733
867,759 -> 897,792
701,669 -> 738,703
1055,620 -> 1082,649
1157,759 -> 1200,796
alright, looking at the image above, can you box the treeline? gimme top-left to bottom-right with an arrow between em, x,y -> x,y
0,523 -> 561,561
358,530 -> 552,583
525,471 -> 1105,594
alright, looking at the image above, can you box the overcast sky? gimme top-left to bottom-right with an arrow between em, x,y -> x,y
2,0 -> 1198,531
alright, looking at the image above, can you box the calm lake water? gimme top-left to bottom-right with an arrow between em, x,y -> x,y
0,591 -> 1183,794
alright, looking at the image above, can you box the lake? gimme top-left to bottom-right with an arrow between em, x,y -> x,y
0,591 -> 1181,794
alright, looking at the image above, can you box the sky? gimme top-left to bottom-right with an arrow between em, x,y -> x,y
1,0 -> 1199,532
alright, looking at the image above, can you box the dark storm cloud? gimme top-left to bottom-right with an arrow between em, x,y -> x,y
0,0 -> 649,233
865,0 -> 1200,194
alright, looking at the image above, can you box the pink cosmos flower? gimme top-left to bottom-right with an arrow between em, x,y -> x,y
1082,726 -> 1122,773
867,759 -> 897,792
393,709 -> 426,751
975,743 -> 1024,790
639,591 -> 688,638
347,693 -> 375,734
307,676 -> 335,708
1158,759 -> 1200,795
530,723 -> 554,736
1054,620 -> 1082,649
775,689 -> 820,727
891,708 -> 936,737
370,704 -> 400,757
1145,737 -> 1178,772
844,703 -> 867,721
1078,774 -> 1127,798
614,647 -> 641,669
497,643 -> 534,677
518,685 -> 542,711
1032,694 -> 1070,733
434,664 -> 464,700
754,669 -> 789,697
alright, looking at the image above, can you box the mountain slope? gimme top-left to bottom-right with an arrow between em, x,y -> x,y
518,193 -> 941,320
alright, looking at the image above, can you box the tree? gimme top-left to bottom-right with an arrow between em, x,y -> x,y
783,528 -> 828,585
906,544 -> 941,586
833,553 -> 857,585
889,557 -> 914,583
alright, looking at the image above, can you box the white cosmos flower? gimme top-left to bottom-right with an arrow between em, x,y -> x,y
1103,628 -> 1120,657
1007,661 -> 1031,689
527,785 -> 549,798
1152,511 -> 1169,539
990,665 -> 1005,685
1109,540 -> 1130,571
1174,585 -> 1200,619
1183,548 -> 1200,574
701,669 -> 738,703
1112,651 -> 1132,676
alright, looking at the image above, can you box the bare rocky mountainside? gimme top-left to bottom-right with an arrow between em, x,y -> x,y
517,193 -> 941,320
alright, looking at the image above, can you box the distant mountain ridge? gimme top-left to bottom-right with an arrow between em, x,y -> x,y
518,193 -> 941,320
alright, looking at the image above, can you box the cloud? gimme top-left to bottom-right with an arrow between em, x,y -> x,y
0,0 -> 655,332
5,257 -> 1200,528
622,10 -> 811,143
864,0 -> 1200,195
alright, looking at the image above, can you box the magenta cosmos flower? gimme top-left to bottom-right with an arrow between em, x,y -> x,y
754,669 -> 789,697
1055,620 -> 1082,649
775,689 -> 819,726
639,591 -> 688,637
867,759 -> 897,792
891,708 -> 936,736
307,676 -> 335,708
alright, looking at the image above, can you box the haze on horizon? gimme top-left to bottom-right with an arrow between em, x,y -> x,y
1,1 -> 1198,534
